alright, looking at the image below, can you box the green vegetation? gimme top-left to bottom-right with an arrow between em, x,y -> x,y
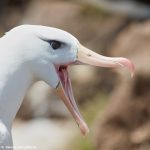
69,93 -> 109,150
82,93 -> 109,125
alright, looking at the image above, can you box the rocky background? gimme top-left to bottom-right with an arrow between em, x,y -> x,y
0,0 -> 150,150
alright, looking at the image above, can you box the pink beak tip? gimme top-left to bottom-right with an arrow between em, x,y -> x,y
79,123 -> 90,136
119,58 -> 135,78
129,61 -> 135,78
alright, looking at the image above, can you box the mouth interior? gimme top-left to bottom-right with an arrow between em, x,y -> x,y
58,66 -> 80,113
56,65 -> 89,135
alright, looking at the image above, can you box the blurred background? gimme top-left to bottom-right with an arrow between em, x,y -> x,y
1,0 -> 150,150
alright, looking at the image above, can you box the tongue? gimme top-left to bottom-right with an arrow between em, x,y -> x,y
58,67 -> 89,135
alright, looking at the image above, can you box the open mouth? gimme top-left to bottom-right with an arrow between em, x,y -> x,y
54,44 -> 134,135
55,65 -> 89,135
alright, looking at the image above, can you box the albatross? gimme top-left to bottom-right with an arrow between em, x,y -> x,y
0,25 -> 134,149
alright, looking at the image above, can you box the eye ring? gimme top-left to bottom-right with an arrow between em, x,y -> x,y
50,40 -> 61,50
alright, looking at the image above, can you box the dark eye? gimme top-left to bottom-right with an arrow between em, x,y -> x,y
50,41 -> 61,50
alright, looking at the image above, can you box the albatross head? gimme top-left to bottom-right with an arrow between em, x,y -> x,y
5,25 -> 134,135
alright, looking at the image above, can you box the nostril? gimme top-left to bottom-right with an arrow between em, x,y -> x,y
87,54 -> 91,56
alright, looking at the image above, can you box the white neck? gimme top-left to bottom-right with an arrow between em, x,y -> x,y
0,38 -> 33,127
